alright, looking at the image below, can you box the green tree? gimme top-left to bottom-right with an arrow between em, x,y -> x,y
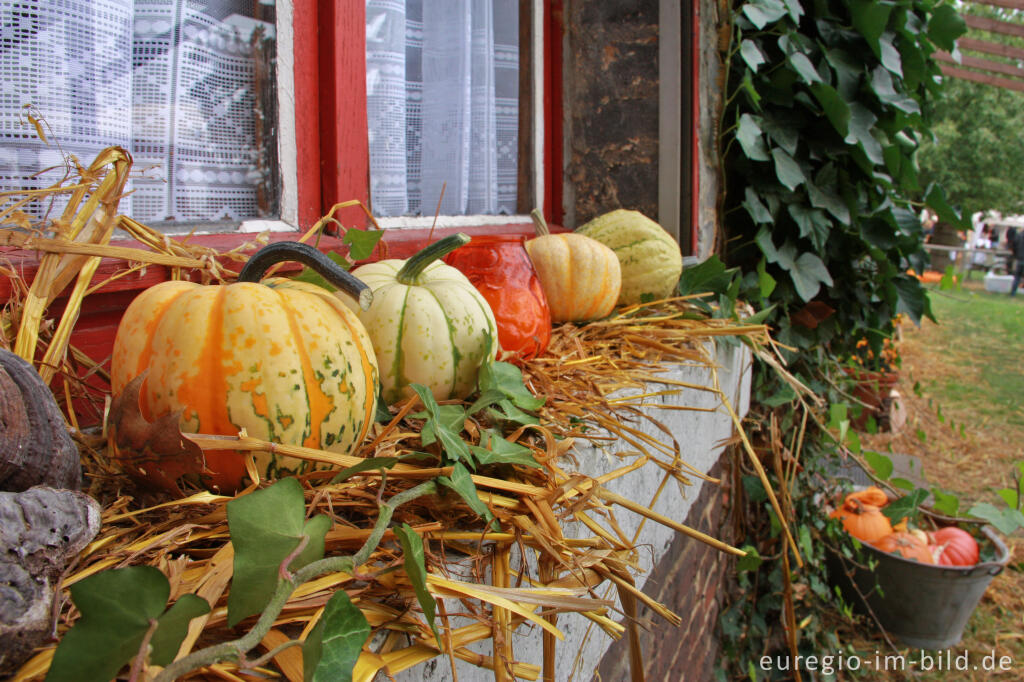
918,50 -> 1024,218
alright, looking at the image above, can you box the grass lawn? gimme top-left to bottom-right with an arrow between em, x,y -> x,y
853,280 -> 1024,680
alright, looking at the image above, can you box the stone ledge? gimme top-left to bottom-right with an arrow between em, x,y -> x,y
396,340 -> 752,681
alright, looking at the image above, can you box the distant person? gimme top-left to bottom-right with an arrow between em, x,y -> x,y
1010,228 -> 1024,296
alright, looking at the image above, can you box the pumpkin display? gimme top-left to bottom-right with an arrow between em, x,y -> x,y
829,496 -> 893,543
576,209 -> 683,306
873,531 -> 935,563
931,526 -> 980,567
349,233 -> 498,403
110,242 -> 380,493
443,234 -> 552,360
525,209 -> 621,323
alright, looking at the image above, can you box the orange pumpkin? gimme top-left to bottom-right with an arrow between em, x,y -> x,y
110,242 -> 379,493
830,498 -> 893,543
846,486 -> 889,507
526,210 -> 621,323
873,531 -> 935,563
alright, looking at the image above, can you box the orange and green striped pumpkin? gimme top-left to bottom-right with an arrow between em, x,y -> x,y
110,242 -> 379,493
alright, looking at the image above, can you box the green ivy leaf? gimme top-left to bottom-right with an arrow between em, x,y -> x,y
303,590 -> 371,682
863,451 -> 894,480
892,275 -> 930,325
927,3 -> 966,52
846,102 -> 883,165
931,487 -> 961,517
342,228 -> 384,262
825,47 -> 864,100
438,462 -> 498,530
788,52 -> 822,85
849,0 -> 892,60
476,361 -> 545,411
410,384 -> 473,465
394,523 -> 443,648
771,147 -> 805,190
787,204 -> 830,251
47,566 -> 210,682
789,252 -> 833,302
925,183 -> 968,231
756,257 -> 777,298
743,187 -> 773,224
878,32 -> 903,76
996,488 -> 1019,511
882,488 -> 928,522
968,503 -> 1024,536
677,255 -> 738,297
469,428 -> 540,468
742,0 -> 789,30
416,403 -> 468,447
740,39 -> 767,73
806,179 -> 851,225
810,83 -> 851,137
737,113 -> 770,161
737,546 -> 763,572
227,478 -> 331,627
870,67 -> 920,114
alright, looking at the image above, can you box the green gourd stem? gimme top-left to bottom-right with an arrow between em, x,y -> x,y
238,241 -> 373,311
529,208 -> 550,237
396,233 -> 471,285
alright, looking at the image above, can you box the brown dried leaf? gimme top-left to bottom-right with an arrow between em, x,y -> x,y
107,373 -> 205,493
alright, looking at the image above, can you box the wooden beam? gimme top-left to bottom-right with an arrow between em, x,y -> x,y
939,63 -> 1024,92
934,50 -> 1024,80
964,0 -> 1024,11
958,36 -> 1024,62
963,13 -> 1024,40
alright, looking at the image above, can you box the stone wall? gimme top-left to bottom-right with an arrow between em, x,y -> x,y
397,340 -> 751,681
561,0 -> 726,260
595,455 -> 736,682
563,1 -> 660,228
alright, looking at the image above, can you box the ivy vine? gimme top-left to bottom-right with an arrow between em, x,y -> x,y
714,0 -> 968,678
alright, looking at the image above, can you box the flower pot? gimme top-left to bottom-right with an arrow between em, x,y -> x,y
826,526 -> 1009,649
843,367 -> 900,431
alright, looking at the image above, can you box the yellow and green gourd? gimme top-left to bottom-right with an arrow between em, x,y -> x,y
350,233 -> 498,403
110,242 -> 380,493
576,209 -> 683,306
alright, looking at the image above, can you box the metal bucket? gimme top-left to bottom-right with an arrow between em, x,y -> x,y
827,526 -> 1009,649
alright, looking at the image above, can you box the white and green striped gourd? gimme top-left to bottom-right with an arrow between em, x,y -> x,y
349,233 -> 498,403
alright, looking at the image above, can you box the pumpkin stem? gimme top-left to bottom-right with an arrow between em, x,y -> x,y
529,208 -> 550,237
396,233 -> 471,285
238,241 -> 373,310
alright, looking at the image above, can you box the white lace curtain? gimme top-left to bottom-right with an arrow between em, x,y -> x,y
0,0 -> 272,223
366,0 -> 518,218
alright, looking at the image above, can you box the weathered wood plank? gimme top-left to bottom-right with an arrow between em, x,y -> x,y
934,50 -> 1024,80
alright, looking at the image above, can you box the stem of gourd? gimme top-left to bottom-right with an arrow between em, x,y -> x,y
153,480 -> 439,682
237,241 -> 373,310
395,232 -> 471,285
529,208 -> 550,237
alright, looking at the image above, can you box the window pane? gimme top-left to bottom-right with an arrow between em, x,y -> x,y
366,0 -> 518,218
0,0 -> 278,226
